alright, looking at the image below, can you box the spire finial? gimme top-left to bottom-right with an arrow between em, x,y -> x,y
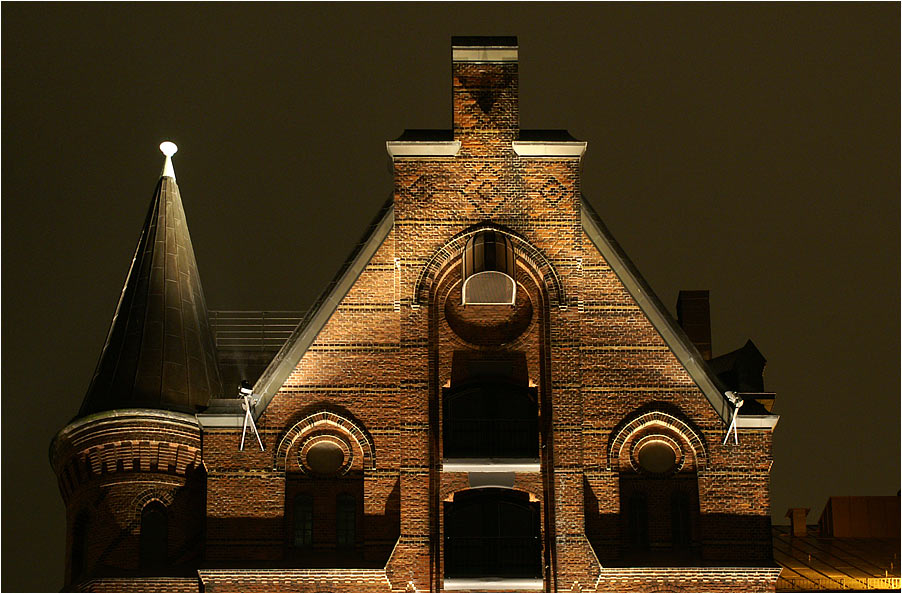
160,141 -> 178,180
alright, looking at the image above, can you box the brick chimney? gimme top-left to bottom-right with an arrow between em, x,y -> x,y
452,36 -> 519,144
677,290 -> 713,360
786,507 -> 810,537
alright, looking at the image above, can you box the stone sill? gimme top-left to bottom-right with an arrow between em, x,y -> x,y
443,577 -> 543,591
442,459 -> 541,473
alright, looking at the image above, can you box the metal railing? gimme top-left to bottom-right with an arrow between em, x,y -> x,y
443,418 -> 538,459
209,311 -> 304,353
444,536 -> 542,578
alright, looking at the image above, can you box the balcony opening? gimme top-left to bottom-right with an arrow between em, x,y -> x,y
462,231 -> 516,305
444,488 -> 541,580
443,380 -> 538,460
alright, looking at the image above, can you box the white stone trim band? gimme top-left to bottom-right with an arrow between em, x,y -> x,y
442,459 -> 541,473
736,415 -> 781,429
386,141 -> 461,157
513,141 -> 588,157
452,47 -> 519,62
444,578 -> 543,591
196,413 -> 244,428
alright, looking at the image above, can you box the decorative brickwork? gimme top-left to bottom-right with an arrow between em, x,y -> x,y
275,410 -> 376,472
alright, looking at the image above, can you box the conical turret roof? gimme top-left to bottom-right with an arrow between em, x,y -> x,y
79,143 -> 223,416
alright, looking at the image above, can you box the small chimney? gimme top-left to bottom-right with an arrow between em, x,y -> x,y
451,36 -> 519,143
786,507 -> 810,537
677,290 -> 712,359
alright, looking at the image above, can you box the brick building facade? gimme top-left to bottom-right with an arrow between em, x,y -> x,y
50,37 -> 781,592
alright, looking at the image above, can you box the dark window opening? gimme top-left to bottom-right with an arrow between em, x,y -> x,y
444,488 -> 541,579
443,381 -> 538,459
336,493 -> 356,547
139,502 -> 168,569
628,494 -> 649,550
671,492 -> 692,548
292,494 -> 313,547
71,511 -> 88,580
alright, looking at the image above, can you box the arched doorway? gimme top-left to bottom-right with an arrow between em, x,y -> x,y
444,488 -> 541,579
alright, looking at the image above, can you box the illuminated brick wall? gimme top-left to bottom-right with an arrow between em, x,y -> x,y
52,38 -> 776,593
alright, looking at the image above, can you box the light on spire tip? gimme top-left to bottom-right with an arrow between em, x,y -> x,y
160,141 -> 178,179
160,141 -> 178,157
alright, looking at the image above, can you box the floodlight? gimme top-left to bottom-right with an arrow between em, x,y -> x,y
237,380 -> 264,452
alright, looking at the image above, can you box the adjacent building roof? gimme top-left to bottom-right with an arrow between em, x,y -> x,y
79,150 -> 223,417
774,524 -> 900,591
708,339 -> 767,393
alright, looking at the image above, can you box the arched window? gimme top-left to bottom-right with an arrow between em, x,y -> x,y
462,230 -> 516,305
336,493 -> 356,547
443,380 -> 538,459
71,510 -> 89,580
139,501 -> 168,568
292,494 -> 313,547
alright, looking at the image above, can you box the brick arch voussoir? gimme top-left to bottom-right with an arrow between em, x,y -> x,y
412,223 -> 566,309
131,488 -> 176,526
607,410 -> 707,472
274,411 -> 375,472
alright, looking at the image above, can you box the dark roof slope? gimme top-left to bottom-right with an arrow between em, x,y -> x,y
393,129 -> 454,142
79,173 -> 223,417
392,129 -> 579,142
518,129 -> 579,141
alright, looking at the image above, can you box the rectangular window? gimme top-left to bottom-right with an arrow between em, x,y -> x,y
336,494 -> 356,547
293,494 -> 313,547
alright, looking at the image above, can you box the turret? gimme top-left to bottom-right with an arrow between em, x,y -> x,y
50,144 -> 219,588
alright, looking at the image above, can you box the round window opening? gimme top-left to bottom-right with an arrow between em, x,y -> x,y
306,441 -> 345,475
637,441 -> 677,474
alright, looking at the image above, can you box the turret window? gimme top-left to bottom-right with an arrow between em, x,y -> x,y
139,502 -> 168,568
71,511 -> 88,580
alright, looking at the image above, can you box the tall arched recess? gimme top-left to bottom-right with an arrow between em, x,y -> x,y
427,224 -> 554,589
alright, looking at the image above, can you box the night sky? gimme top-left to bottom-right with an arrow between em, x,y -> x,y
3,4 -> 898,592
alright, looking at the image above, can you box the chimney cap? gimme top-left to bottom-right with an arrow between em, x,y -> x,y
452,36 -> 518,63
451,36 -> 517,48
785,507 -> 810,518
